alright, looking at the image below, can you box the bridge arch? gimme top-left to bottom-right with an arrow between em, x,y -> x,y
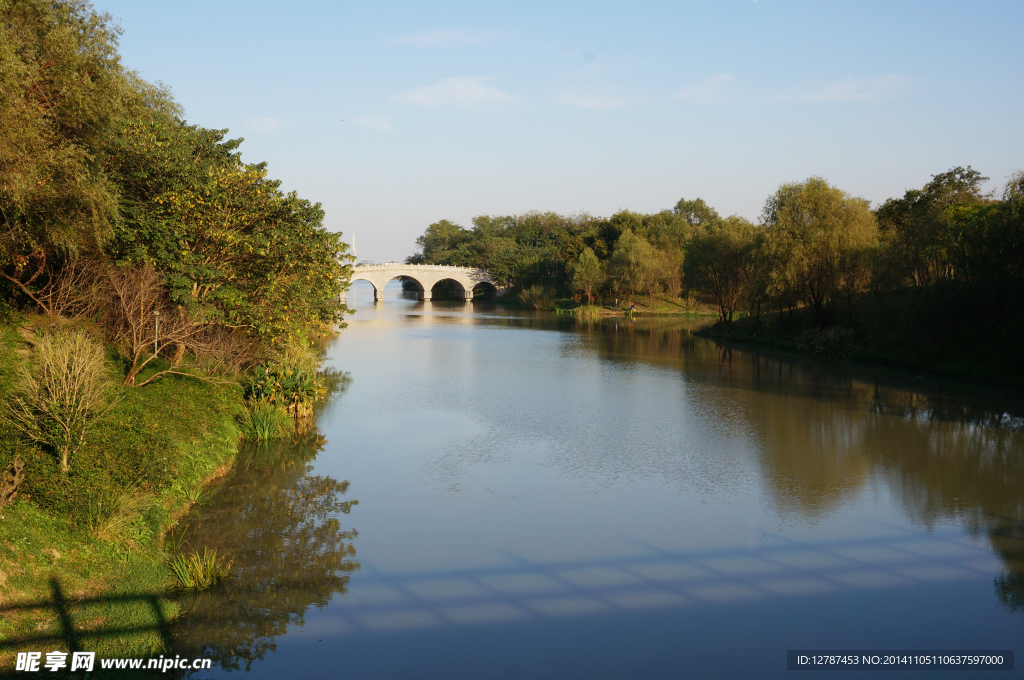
342,264 -> 504,302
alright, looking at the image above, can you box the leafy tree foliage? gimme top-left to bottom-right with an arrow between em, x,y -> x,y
1,0 -> 351,360
761,177 -> 877,326
611,230 -> 668,307
106,117 -> 350,345
0,0 -> 177,306
875,166 -> 992,288
674,197 -> 720,229
569,247 -> 605,304
684,216 -> 753,322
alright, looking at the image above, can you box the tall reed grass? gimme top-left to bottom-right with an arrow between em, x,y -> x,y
85,487 -> 148,543
169,548 -> 231,590
575,305 -> 602,318
240,399 -> 291,441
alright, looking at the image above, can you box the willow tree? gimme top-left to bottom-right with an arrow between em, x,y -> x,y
611,230 -> 666,307
569,247 -> 605,304
761,177 -> 878,326
684,216 -> 753,323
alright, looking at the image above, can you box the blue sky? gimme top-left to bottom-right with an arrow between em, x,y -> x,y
99,0 -> 1024,261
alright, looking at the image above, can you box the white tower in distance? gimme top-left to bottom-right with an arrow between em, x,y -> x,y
351,234 -> 357,261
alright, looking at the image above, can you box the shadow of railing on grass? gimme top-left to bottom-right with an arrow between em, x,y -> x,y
0,577 -> 174,654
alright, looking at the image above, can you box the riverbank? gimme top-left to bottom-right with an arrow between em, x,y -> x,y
493,291 -> 721,318
698,306 -> 1024,390
0,316 -> 244,666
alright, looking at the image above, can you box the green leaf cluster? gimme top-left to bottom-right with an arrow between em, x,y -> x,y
243,364 -> 324,415
1,0 -> 352,353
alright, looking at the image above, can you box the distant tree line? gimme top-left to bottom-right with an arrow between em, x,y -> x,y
407,168 -> 1024,374
408,169 -> 1023,324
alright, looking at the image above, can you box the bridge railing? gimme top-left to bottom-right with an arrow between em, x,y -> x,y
352,263 -> 482,272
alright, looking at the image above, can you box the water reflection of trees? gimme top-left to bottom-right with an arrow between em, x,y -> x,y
699,346 -> 1024,618
461,313 -> 1024,616
173,433 -> 359,671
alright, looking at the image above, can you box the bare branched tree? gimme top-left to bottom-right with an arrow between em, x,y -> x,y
2,331 -> 119,473
99,265 -> 255,386
0,254 -> 106,318
100,266 -> 197,385
35,256 -> 107,319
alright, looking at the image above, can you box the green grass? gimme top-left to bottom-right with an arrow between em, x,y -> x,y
494,291 -> 720,317
0,314 -> 245,666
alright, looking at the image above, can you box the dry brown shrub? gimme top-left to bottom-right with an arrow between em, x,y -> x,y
96,265 -> 257,386
1,330 -> 119,472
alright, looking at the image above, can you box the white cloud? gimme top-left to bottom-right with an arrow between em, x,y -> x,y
675,74 -> 737,104
557,88 -> 626,110
391,76 -> 516,108
782,74 -> 911,103
393,30 -> 487,47
246,117 -> 290,131
353,115 -> 394,131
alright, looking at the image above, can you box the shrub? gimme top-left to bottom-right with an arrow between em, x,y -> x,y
243,364 -> 324,418
519,285 -> 555,310
796,326 -> 856,360
85,486 -> 150,543
2,329 -> 119,472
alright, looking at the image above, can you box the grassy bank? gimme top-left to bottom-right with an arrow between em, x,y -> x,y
0,316 -> 244,666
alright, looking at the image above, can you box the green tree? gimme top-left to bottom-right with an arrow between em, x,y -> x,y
414,219 -> 470,263
569,247 -> 605,304
762,177 -> 877,325
674,197 -> 720,229
611,230 -> 666,307
106,117 -> 351,347
684,216 -> 753,323
874,166 -> 990,288
0,0 -> 176,310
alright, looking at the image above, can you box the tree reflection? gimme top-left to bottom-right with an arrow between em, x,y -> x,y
567,321 -> 1024,616
727,353 -> 1024,617
173,432 -> 359,671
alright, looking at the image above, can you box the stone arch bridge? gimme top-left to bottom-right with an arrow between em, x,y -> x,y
342,263 -> 504,302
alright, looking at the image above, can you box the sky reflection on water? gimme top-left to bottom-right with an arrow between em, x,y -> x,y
175,281 -> 1024,679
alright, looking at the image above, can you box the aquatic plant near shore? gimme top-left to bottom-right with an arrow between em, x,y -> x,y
575,305 -> 602,318
244,364 -> 325,418
240,399 -> 291,441
170,548 -> 232,590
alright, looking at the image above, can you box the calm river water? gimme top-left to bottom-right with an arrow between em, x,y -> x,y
173,281 -> 1024,679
